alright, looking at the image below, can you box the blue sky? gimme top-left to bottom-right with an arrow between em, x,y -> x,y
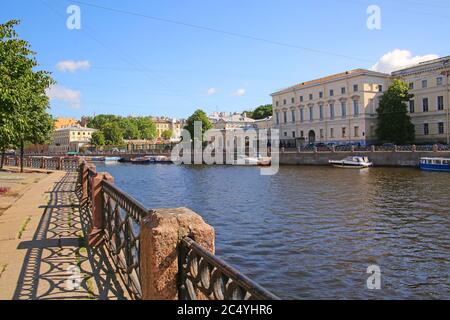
1,0 -> 449,119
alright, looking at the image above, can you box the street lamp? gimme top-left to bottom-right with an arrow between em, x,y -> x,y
442,59 -> 450,145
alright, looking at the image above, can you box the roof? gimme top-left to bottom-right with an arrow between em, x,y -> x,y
55,126 -> 97,132
392,55 -> 450,76
271,69 -> 390,96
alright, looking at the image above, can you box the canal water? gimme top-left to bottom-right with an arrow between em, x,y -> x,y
95,163 -> 450,299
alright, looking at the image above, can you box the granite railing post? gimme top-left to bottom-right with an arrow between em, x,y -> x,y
88,172 -> 114,248
432,144 -> 438,152
412,145 -> 416,152
371,145 -> 376,152
139,208 -> 215,300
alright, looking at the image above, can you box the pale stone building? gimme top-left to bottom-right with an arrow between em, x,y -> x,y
212,112 -> 256,130
271,69 -> 390,147
49,125 -> 97,153
391,56 -> 450,144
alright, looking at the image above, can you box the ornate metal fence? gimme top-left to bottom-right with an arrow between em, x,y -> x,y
2,156 -> 80,171
101,180 -> 146,300
178,237 -> 279,300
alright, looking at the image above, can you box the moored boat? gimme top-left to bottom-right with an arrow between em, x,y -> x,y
130,156 -> 152,164
329,156 -> 373,169
419,157 -> 450,172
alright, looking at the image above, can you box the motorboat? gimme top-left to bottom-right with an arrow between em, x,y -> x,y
151,155 -> 173,164
419,157 -> 450,172
130,156 -> 152,164
234,154 -> 271,166
329,156 -> 373,169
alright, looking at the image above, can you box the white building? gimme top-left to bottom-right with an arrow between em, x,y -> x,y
271,69 -> 390,147
49,125 -> 97,153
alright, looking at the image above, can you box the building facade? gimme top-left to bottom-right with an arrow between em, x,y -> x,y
49,125 -> 97,153
54,117 -> 78,129
392,56 -> 450,144
271,69 -> 390,147
152,117 -> 183,141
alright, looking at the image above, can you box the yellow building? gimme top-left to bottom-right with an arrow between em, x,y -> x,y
54,117 -> 78,129
271,69 -> 390,146
392,56 -> 450,144
152,117 -> 183,141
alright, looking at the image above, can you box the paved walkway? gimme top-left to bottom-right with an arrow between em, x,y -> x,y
0,170 -> 128,300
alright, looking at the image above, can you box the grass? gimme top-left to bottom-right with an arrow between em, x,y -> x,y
17,216 -> 32,239
85,276 -> 96,299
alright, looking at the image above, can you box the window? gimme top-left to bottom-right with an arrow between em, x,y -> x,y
353,84 -> 359,92
342,127 -> 346,138
423,98 -> 429,112
439,122 -> 444,135
283,99 -> 287,105
284,132 -> 287,137
353,100 -> 359,116
330,89 -> 334,96
300,108 -> 304,122
330,128 -> 334,138
438,96 -> 444,110
422,80 -> 428,88
291,109 -> 296,122
341,102 -> 346,118
354,126 -> 359,137
283,111 -> 287,123
291,97 -> 295,103
409,82 -> 414,90
378,85 -> 383,92
409,100 -> 415,113
319,105 -> 324,120
309,94 -> 313,100
300,130 -> 304,138
424,123 -> 429,135
276,101 -> 279,107
341,87 -> 346,94
320,129 -> 324,138
437,77 -> 443,86
319,92 -> 323,99
275,112 -> 280,125
300,96 -> 304,102
329,103 -> 335,119
309,106 -> 313,121
292,131 -> 296,138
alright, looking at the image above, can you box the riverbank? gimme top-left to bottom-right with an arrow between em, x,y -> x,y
279,150 -> 450,167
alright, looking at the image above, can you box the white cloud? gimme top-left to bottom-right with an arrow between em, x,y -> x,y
56,60 -> 90,72
371,49 -> 439,73
46,85 -> 81,109
206,88 -> 217,96
232,88 -> 246,97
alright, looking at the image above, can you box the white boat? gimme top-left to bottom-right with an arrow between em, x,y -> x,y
234,154 -> 271,166
329,156 -> 373,169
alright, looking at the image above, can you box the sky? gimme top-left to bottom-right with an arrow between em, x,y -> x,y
1,0 -> 450,119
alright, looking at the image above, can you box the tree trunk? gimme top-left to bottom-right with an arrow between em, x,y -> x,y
20,140 -> 24,173
0,150 -> 4,170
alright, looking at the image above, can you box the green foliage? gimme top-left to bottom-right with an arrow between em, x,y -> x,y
243,104 -> 272,119
0,20 -> 55,171
184,109 -> 212,140
161,129 -> 173,140
102,122 -> 123,145
91,131 -> 105,146
376,79 -> 415,144
87,114 -> 156,143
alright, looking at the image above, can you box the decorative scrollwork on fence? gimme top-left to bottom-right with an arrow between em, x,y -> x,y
101,180 -> 147,300
178,237 -> 279,300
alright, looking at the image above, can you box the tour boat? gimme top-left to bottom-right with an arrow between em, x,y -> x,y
329,156 -> 373,169
419,157 -> 450,172
151,155 -> 173,164
104,156 -> 122,162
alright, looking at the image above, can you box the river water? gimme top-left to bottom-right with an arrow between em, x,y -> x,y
95,163 -> 450,299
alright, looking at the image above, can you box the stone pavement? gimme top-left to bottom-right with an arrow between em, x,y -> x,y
0,170 -> 128,300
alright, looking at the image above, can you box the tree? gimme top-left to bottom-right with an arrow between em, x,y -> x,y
376,79 -> 415,144
91,131 -> 105,146
161,129 -> 173,140
184,109 -> 212,140
136,117 -> 156,140
103,122 -> 123,145
0,20 -> 55,172
250,104 -> 272,120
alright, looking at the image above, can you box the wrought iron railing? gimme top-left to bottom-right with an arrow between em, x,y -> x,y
101,180 -> 147,300
178,237 -> 279,300
2,156 -> 80,171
